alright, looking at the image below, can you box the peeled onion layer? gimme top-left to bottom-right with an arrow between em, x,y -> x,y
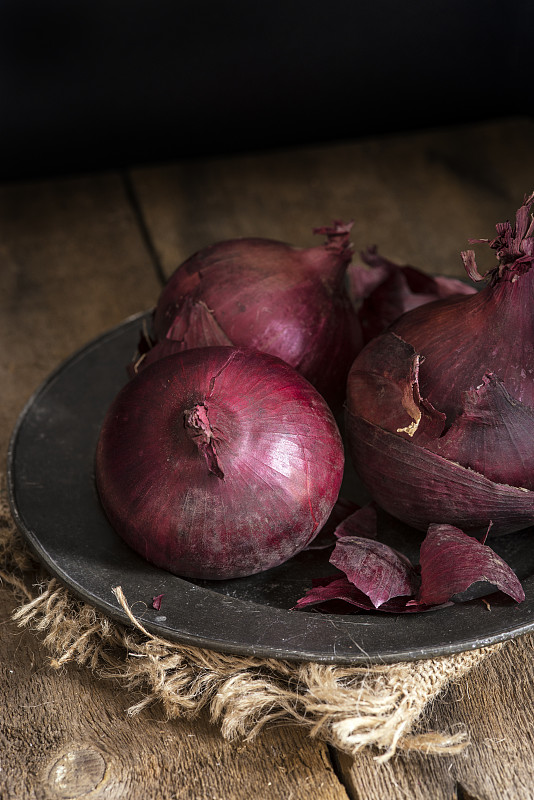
96,346 -> 344,580
347,246 -> 476,345
419,524 -> 525,605
330,534 -> 419,608
294,509 -> 524,614
346,415 -> 534,537
293,576 -> 435,614
333,501 -> 378,540
346,331 -> 534,536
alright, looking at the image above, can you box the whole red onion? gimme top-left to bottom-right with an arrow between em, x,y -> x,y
149,223 -> 362,407
96,346 -> 344,579
346,194 -> 534,537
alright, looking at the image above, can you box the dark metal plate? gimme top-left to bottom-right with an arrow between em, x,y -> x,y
7,313 -> 534,663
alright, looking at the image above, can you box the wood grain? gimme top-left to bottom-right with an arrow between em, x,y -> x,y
337,637 -> 534,800
0,173 -> 161,457
130,116 -> 534,282
0,591 -> 348,800
0,174 -> 348,799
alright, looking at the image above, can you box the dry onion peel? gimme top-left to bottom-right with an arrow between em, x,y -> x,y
348,246 -> 476,344
330,535 -> 419,608
419,523 -> 525,605
295,508 -> 524,614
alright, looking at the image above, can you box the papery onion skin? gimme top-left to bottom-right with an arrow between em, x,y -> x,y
330,534 -> 419,608
346,194 -> 534,537
294,575 -> 437,614
96,346 -> 344,580
418,523 -> 525,605
348,247 -> 476,345
346,407 -> 534,536
295,511 -> 524,614
150,223 -> 362,407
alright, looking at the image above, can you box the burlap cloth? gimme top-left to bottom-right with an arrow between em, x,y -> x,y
0,476 -> 501,763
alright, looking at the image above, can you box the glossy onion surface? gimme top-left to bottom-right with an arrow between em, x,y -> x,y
96,347 -> 344,579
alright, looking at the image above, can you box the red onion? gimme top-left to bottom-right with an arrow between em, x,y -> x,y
346,194 -> 534,536
96,346 -> 344,580
148,223 -> 362,407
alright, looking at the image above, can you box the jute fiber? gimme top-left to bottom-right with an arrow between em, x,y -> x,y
0,478 -> 500,762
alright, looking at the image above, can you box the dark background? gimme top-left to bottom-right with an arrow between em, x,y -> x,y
1,0 -> 531,181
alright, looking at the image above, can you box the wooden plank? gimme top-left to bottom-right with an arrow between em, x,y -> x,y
130,116 -> 534,799
434,635 -> 534,799
339,637 -> 534,800
130,116 -> 534,283
0,174 -> 348,799
0,590 -> 348,800
0,173 -> 161,456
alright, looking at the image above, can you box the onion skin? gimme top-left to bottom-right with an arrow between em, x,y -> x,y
418,523 -> 525,605
96,347 -> 344,580
346,405 -> 534,536
330,533 -> 419,608
295,510 -> 525,613
150,223 -> 362,407
348,246 -> 476,345
346,194 -> 534,537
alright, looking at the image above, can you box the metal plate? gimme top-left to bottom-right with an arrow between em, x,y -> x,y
7,313 -> 534,664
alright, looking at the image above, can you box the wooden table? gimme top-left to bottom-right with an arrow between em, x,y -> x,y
2,116 -> 534,799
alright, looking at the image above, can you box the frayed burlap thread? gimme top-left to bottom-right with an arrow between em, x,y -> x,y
1,478 -> 500,762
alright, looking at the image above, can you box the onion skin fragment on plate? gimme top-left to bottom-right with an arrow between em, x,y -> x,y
294,508 -> 525,615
